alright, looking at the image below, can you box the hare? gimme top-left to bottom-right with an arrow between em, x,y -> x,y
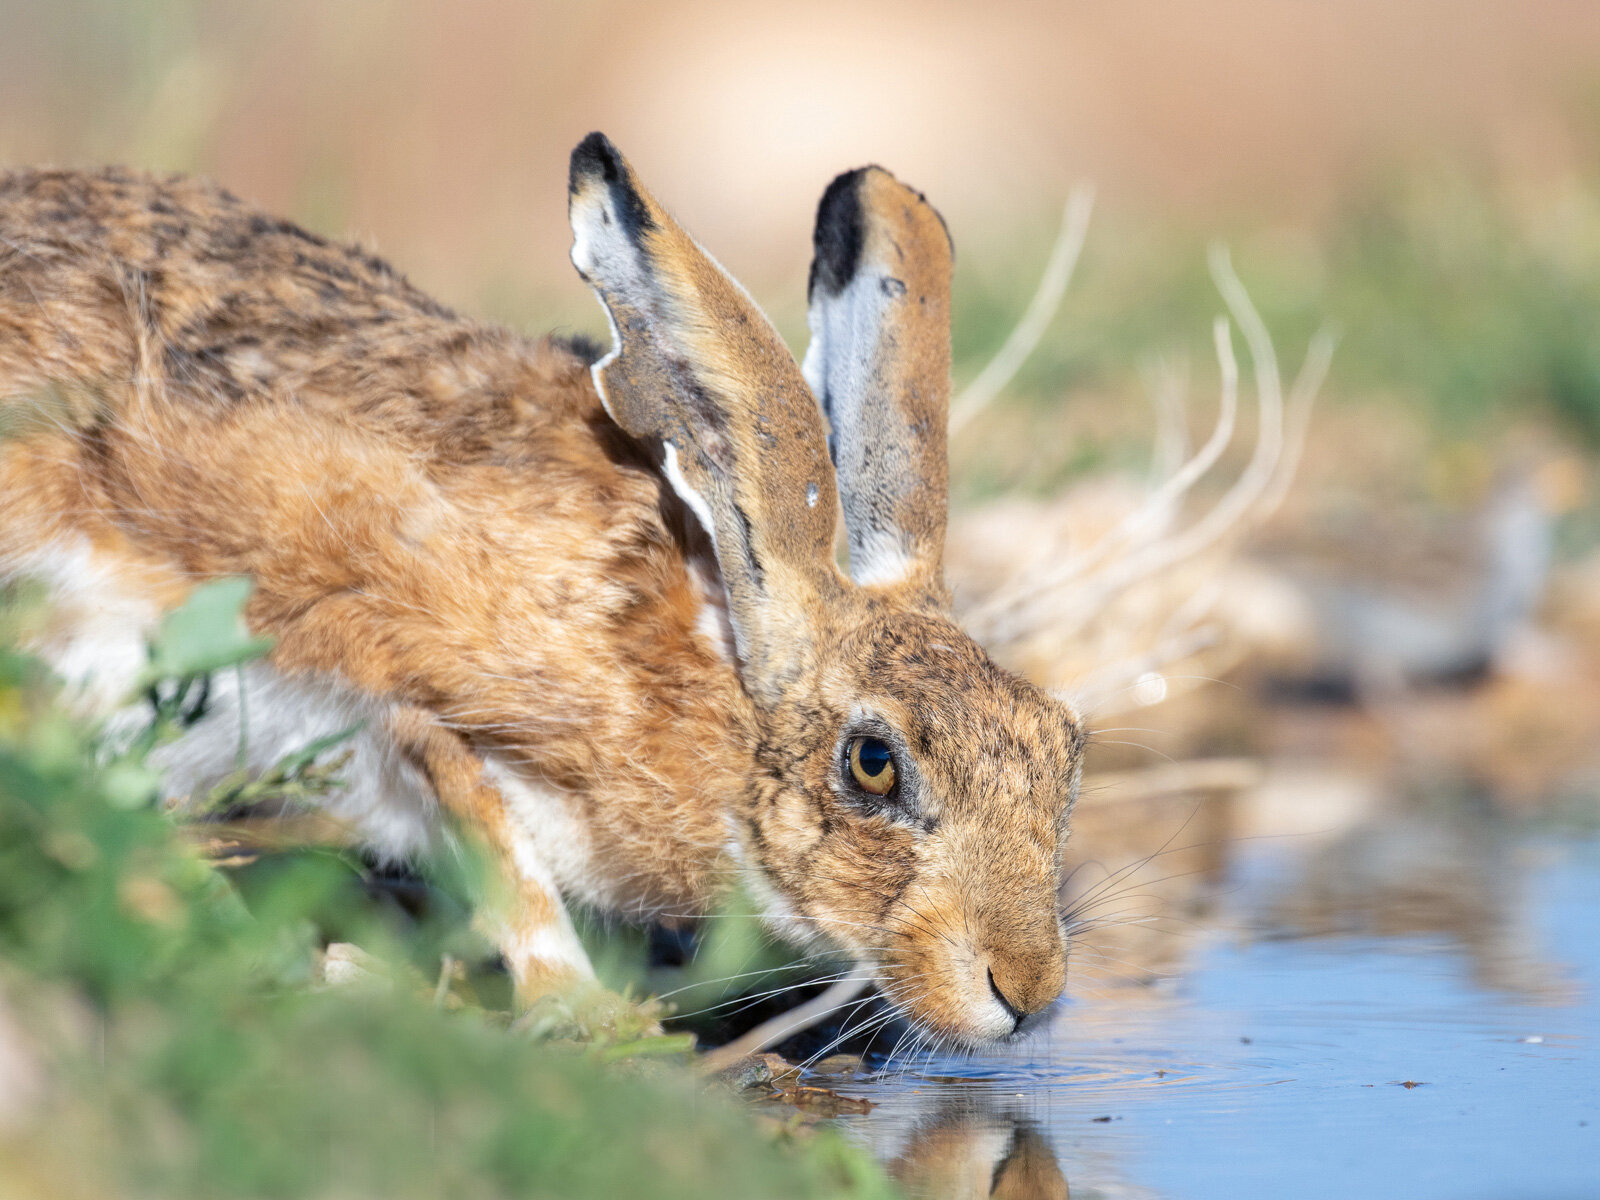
0,134 -> 1084,1046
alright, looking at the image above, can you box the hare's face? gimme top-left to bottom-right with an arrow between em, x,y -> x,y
746,605 -> 1083,1046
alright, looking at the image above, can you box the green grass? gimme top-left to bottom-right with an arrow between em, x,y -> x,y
0,584 -> 895,1200
951,163 -> 1600,455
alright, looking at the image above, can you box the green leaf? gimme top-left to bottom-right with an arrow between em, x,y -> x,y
592,1033 -> 696,1064
275,722 -> 364,776
141,578 -> 275,685
100,760 -> 163,810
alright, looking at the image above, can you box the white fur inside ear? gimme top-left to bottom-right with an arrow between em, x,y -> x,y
803,269 -> 919,588
571,193 -> 715,546
585,294 -> 624,424
849,528 -> 916,587
569,182 -> 652,410
567,185 -> 612,278
803,269 -> 887,434
661,441 -> 717,543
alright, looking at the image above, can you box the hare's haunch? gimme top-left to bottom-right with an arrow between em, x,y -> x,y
0,135 -> 1083,1045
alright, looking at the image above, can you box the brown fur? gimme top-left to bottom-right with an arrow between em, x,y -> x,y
0,142 -> 1084,1047
888,1105 -> 1068,1200
0,166 -> 742,921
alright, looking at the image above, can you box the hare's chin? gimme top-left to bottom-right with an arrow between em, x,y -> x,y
883,991 -> 1024,1050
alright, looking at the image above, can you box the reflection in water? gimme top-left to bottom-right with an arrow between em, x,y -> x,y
1058,771 -> 1575,1005
839,823 -> 1600,1200
878,1096 -> 1069,1200
1057,778 -> 1236,993
1259,807 -> 1574,1002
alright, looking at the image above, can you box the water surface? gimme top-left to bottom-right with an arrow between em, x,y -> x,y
837,827 -> 1600,1200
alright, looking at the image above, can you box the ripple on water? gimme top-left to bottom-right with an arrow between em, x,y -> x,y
849,1022 -> 1311,1109
833,835 -> 1600,1200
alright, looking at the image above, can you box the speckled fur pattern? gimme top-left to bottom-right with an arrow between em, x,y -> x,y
0,139 -> 1084,1046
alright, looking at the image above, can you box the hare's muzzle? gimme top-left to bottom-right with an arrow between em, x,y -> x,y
982,936 -> 1068,1037
871,864 -> 1069,1046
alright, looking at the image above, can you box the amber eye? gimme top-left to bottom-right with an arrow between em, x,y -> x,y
848,736 -> 897,796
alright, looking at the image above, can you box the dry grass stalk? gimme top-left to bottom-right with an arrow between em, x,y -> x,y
696,964 -> 876,1075
949,187 -> 1095,436
951,247 -> 1333,720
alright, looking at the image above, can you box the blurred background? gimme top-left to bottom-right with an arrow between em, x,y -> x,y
10,0 -> 1589,814
4,3 -> 1600,1196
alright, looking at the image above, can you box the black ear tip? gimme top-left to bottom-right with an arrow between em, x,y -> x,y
809,167 -> 871,302
570,131 -> 624,192
568,133 -> 655,240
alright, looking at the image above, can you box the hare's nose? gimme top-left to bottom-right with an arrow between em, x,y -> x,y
987,967 -> 1025,1029
985,943 -> 1066,1028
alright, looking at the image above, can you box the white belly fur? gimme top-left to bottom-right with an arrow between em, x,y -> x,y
482,755 -> 603,912
156,665 -> 438,861
2,537 -> 161,717
4,535 -> 617,917
3,535 -> 437,861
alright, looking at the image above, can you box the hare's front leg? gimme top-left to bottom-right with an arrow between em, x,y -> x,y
392,711 -> 594,1002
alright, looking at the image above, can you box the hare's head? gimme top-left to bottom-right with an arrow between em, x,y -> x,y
569,134 -> 1083,1046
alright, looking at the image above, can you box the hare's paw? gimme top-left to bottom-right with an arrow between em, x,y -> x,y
512,981 -> 669,1045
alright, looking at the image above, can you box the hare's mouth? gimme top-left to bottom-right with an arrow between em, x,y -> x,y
868,958 -> 1030,1051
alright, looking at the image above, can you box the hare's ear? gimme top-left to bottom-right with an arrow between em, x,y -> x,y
568,133 -> 844,703
802,167 -> 953,603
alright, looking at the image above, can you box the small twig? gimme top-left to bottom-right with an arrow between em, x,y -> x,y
697,961 -> 876,1075
970,316 -> 1242,638
1144,353 -> 1191,486
1256,324 -> 1338,522
950,185 -> 1095,435
1082,757 -> 1264,804
186,811 -> 362,856
433,955 -> 457,1009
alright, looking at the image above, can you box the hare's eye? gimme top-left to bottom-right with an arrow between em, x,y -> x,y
848,737 -> 897,796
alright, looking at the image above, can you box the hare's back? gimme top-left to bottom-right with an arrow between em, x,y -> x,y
0,169 -> 739,875
0,167 -> 690,641
0,166 -> 502,410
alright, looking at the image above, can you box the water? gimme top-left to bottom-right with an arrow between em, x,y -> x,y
834,828 -> 1600,1199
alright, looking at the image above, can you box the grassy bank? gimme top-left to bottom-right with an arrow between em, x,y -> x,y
0,586 -> 895,1200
